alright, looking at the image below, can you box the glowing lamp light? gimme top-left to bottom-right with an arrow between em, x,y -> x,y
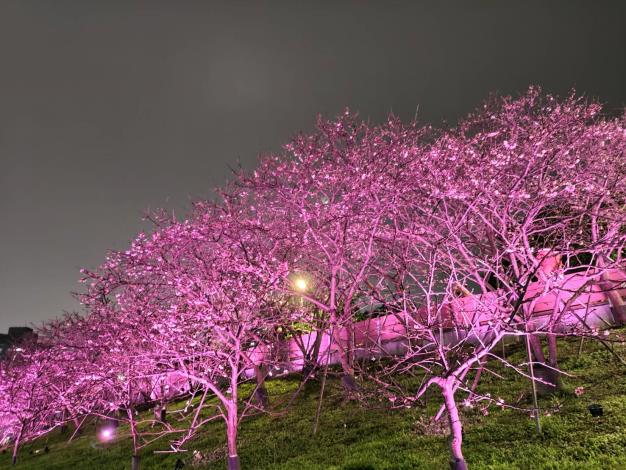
294,278 -> 308,292
99,427 -> 115,443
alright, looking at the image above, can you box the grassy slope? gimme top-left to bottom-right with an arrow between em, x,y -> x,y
2,333 -> 626,470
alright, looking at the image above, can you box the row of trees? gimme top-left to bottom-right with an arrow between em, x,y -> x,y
1,88 -> 625,469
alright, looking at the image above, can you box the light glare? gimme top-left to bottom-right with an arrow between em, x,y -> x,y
99,427 -> 115,442
294,278 -> 307,292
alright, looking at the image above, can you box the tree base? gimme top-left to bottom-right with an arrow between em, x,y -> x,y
612,305 -> 626,326
254,386 -> 269,409
301,362 -> 317,380
450,457 -> 468,470
341,373 -> 359,393
534,364 -> 561,396
154,407 -> 167,423
228,455 -> 241,470
131,454 -> 141,470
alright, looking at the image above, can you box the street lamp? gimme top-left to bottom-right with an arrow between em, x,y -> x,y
294,277 -> 308,307
294,278 -> 307,292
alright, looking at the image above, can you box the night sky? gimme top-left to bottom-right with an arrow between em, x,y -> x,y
1,1 -> 625,332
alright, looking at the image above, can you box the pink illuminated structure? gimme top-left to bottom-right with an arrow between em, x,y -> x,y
243,257 -> 626,381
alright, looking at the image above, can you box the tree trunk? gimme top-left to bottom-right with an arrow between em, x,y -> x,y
331,324 -> 358,393
525,334 -> 542,436
226,403 -> 240,470
611,304 -> 626,326
601,277 -> 626,326
594,253 -> 626,325
468,362 -> 484,399
527,335 -> 546,363
441,380 -> 467,470
528,335 -> 558,395
253,364 -> 269,409
128,410 -> 142,470
340,371 -> 359,392
302,330 -> 324,379
545,333 -> 562,391
69,416 -> 87,443
533,364 -> 560,395
11,425 -> 24,466
154,404 -> 167,423
228,456 -> 241,470
327,272 -> 358,394
311,327 -> 324,365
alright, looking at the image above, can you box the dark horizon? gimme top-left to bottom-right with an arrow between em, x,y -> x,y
1,1 -> 625,332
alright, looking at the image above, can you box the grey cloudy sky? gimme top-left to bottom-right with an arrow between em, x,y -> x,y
0,1 -> 625,332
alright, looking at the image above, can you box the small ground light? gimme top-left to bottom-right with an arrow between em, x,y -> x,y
588,403 -> 603,417
99,427 -> 115,442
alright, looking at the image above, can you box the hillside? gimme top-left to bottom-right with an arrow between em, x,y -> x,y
2,334 -> 626,470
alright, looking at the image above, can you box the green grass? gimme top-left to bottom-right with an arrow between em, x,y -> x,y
3,333 -> 626,469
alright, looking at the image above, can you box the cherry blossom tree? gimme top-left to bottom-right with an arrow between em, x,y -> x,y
81,207 -> 288,470
32,314 -> 93,439
0,339 -> 61,465
441,88 -> 626,390
368,88 -> 626,469
79,310 -> 179,470
231,112 -> 430,392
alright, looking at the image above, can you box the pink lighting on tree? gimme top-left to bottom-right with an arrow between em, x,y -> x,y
0,87 -> 624,470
